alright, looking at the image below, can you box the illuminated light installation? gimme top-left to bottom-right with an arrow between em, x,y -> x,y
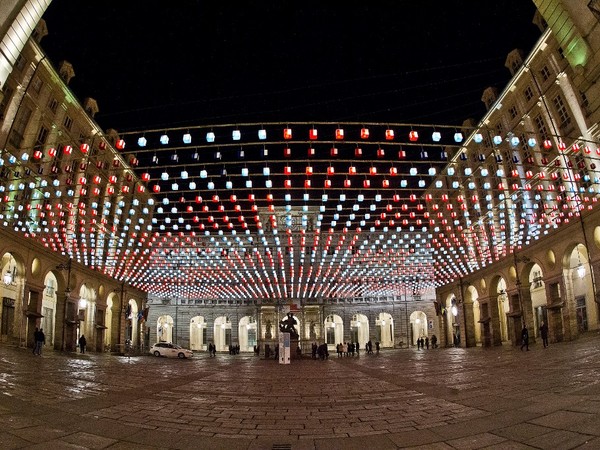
2,121 -> 599,301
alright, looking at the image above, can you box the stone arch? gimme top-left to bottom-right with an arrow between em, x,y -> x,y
214,315 -> 231,351
126,299 -> 140,347
410,310 -> 427,345
376,312 -> 394,347
1,251 -> 26,346
563,243 -> 597,333
350,313 -> 369,348
190,315 -> 206,351
157,315 -> 174,343
76,283 -> 96,350
41,271 -> 59,347
324,314 -> 343,349
238,315 -> 257,352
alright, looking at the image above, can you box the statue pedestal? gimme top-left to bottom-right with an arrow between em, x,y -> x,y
291,339 -> 301,359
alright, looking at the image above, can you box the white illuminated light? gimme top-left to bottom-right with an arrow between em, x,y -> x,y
79,298 -> 87,308
577,264 -> 586,279
451,305 -> 458,316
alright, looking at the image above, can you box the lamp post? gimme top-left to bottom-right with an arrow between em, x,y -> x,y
56,258 -> 72,352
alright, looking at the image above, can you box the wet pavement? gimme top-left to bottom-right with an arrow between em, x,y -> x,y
1,335 -> 600,449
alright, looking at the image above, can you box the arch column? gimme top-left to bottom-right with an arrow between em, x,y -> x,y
545,276 -> 565,343
479,296 -> 502,347
461,299 -> 476,347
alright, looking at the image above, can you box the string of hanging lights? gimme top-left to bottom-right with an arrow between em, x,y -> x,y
1,122 -> 599,301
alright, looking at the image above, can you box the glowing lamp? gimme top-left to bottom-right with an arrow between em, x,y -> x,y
432,131 -> 441,142
474,133 -> 483,143
558,141 -> 566,151
206,132 -> 215,142
284,147 -> 291,157
344,179 -> 351,187
48,148 -> 57,157
409,131 -> 418,142
528,137 -> 537,147
335,128 -> 344,140
115,139 -> 125,150
377,148 -> 385,158
80,143 -> 90,154
160,134 -> 169,145
327,166 -> 335,175
369,167 -> 377,175
382,179 -> 389,188
137,136 -> 147,147
258,129 -> 267,140
324,179 -> 332,188
183,133 -> 192,144
304,180 -> 311,188
232,130 -> 241,140
493,135 -> 502,145
385,129 -> 395,140
33,150 -> 43,159
543,140 -> 552,149
109,175 -> 118,184
308,147 -> 315,157
363,180 -> 370,188
453,132 -> 463,143
355,147 -> 362,157
284,179 -> 291,188
349,166 -> 357,175
309,128 -> 318,140
63,145 -> 73,155
283,128 -> 292,140
360,128 -> 369,139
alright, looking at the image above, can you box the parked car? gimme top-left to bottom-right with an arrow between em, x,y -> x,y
150,342 -> 193,358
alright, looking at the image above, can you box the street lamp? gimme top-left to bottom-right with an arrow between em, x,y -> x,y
56,258 -> 72,351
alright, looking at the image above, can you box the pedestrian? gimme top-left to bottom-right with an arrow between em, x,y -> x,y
417,337 -> 421,350
425,336 -> 430,349
520,325 -> 529,351
36,328 -> 46,356
539,321 -> 549,348
78,335 -> 87,353
375,341 -> 380,354
355,341 -> 360,356
431,334 -> 437,348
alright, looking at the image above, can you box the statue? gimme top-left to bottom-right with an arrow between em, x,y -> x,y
279,312 -> 299,340
265,320 -> 272,339
309,321 -> 316,340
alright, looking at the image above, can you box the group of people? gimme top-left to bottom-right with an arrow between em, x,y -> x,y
416,335 -> 437,349
32,328 -> 45,355
335,342 -> 360,357
228,344 -> 240,355
207,342 -> 217,356
521,321 -> 549,351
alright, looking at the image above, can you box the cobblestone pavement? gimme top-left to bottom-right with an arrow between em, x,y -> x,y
1,335 -> 600,449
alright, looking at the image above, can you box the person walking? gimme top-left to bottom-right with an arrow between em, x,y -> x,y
520,325 -> 529,351
431,334 -> 438,348
539,321 -> 549,348
78,335 -> 87,353
35,328 -> 46,356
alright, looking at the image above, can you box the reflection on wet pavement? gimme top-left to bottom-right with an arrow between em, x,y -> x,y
1,334 -> 600,449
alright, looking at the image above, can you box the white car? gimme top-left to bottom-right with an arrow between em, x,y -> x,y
150,342 -> 193,358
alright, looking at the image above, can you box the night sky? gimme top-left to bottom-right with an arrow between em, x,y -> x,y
40,1 -> 541,133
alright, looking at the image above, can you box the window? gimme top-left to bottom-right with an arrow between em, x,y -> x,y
31,76 -> 43,95
63,115 -> 73,131
524,86 -> 534,102
540,65 -> 551,82
509,106 -> 518,120
534,115 -> 549,139
9,106 -> 32,147
15,54 -> 26,72
553,94 -> 572,129
0,87 -> 14,119
48,97 -> 58,114
36,125 -> 49,147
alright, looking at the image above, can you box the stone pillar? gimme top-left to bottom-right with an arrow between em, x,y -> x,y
487,295 -> 503,346
462,300 -> 476,347
520,285 -> 536,344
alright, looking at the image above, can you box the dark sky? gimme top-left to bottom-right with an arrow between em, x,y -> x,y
40,1 -> 541,133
